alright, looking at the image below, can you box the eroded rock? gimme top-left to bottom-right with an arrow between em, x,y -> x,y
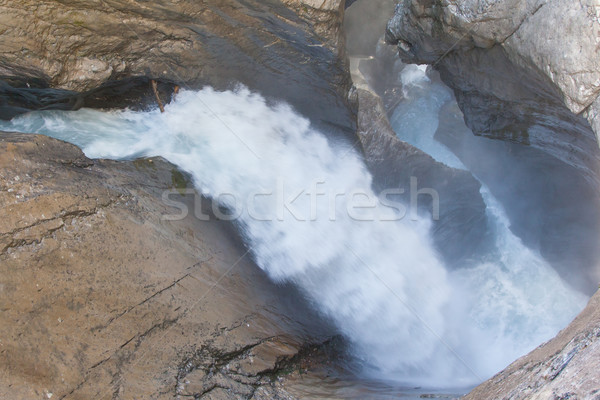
384,1 -> 600,396
385,0 -> 600,293
0,0 -> 353,135
0,132 -> 333,399
354,86 -> 489,266
385,0 -> 600,186
344,3 -> 489,266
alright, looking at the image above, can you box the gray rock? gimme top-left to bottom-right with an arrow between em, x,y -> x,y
345,1 -> 489,266
352,78 -> 489,266
385,0 -> 600,187
503,0 -> 600,114
385,0 -> 600,293
585,96 -> 600,145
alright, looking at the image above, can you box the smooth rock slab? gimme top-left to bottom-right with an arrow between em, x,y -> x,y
0,132 -> 331,399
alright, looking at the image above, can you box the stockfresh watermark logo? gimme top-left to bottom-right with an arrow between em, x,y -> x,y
161,176 -> 440,222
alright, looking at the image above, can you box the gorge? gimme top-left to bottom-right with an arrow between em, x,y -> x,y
1,0 -> 599,399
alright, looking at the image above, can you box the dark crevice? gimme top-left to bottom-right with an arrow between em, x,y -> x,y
0,76 -> 180,120
92,271 -> 193,332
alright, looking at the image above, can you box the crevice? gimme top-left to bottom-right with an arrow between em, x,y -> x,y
175,335 -> 343,399
93,272 -> 192,332
0,197 -> 114,238
0,199 -> 114,255
0,220 -> 64,254
61,317 -> 180,399
500,2 -> 546,45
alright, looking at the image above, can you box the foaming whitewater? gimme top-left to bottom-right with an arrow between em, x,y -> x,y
390,65 -> 588,380
0,86 -> 587,388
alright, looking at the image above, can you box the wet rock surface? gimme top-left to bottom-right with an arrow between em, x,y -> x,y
344,1 -> 489,267
385,0 -> 600,293
0,132 -> 335,399
354,86 -> 489,266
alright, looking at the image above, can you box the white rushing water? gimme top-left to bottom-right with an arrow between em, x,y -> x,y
390,64 -> 589,381
0,85 -> 587,388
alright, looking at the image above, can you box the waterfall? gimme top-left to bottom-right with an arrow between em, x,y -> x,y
0,85 -> 587,388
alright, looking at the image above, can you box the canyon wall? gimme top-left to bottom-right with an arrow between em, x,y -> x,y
386,0 -> 600,186
386,1 -> 600,397
386,0 -> 600,293
0,0 -> 352,136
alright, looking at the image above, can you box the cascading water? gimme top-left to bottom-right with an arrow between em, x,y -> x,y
390,64 -> 589,379
0,85 -> 587,389
390,64 -> 464,170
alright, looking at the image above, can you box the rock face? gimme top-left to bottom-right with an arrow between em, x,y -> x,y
344,0 -> 489,266
385,0 -> 600,293
0,0 -> 352,136
354,85 -> 489,266
464,289 -> 600,400
385,0 -> 600,186
0,132 -> 333,399
385,1 -> 600,396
